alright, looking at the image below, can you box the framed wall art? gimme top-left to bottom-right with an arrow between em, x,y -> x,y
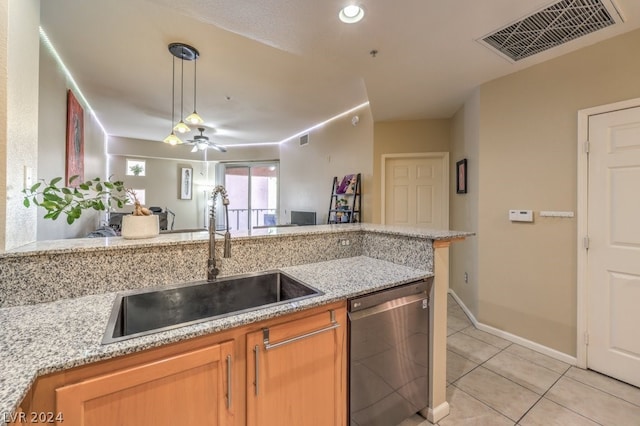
180,167 -> 193,200
66,90 -> 84,186
456,159 -> 467,194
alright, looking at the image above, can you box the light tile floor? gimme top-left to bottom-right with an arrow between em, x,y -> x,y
397,295 -> 640,426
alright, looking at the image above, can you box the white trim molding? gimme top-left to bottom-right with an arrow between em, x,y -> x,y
576,97 -> 640,369
448,289 -> 578,366
421,402 -> 450,424
380,152 -> 450,227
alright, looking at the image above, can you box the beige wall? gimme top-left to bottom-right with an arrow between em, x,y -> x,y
372,119 -> 451,224
109,155 -> 215,230
449,90 -> 480,317
465,28 -> 640,356
279,105 -> 373,225
3,0 -> 40,250
37,37 -> 109,241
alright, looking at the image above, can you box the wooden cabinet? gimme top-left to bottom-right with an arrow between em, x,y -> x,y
246,306 -> 347,426
55,340 -> 235,426
19,301 -> 346,426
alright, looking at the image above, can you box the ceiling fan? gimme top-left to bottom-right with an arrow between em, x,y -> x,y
186,127 -> 227,153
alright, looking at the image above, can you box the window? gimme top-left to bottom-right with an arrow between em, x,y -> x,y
220,162 -> 279,230
126,159 -> 146,176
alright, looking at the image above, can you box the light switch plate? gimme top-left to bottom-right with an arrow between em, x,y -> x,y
509,210 -> 533,222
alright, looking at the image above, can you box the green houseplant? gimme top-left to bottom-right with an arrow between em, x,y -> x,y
22,175 -> 151,225
129,164 -> 144,176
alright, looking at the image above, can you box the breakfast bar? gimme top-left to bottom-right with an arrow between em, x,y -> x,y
0,224 -> 470,425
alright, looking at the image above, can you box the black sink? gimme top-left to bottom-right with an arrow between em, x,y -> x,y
102,271 -> 322,344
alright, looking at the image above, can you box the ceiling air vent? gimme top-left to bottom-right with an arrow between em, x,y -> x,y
299,134 -> 309,147
480,0 -> 622,62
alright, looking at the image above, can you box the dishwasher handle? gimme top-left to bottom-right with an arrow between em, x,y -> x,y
348,293 -> 428,321
263,309 -> 339,351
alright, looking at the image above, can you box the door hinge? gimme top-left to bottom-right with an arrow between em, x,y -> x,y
584,331 -> 589,345
583,236 -> 590,250
584,141 -> 590,154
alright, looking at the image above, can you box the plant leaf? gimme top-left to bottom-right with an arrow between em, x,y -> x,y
66,214 -> 75,225
23,198 -> 30,208
50,177 -> 63,185
30,182 -> 42,192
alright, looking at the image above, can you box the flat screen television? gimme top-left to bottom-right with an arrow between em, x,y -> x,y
290,211 -> 316,226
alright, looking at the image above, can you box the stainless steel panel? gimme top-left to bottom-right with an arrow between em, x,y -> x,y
349,279 -> 431,426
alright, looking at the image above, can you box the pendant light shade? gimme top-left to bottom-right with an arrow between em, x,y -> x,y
164,131 -> 182,145
185,112 -> 204,125
173,121 -> 191,133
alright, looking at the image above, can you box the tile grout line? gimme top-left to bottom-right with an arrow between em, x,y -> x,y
456,331 -> 568,423
513,370 -> 571,425
545,374 -> 636,425
448,316 -> 572,424
450,344 -> 533,423
445,382 -> 516,425
445,301 -> 614,425
564,369 -> 640,409
520,369 -> 607,425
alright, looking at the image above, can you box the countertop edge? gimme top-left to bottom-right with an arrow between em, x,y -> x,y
2,224 -> 473,258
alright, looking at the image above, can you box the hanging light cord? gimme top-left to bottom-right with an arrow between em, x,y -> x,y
193,57 -> 197,111
180,47 -> 185,121
171,56 -> 175,127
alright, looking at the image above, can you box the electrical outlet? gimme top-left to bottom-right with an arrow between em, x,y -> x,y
24,166 -> 33,189
338,238 -> 350,246
464,272 -> 468,283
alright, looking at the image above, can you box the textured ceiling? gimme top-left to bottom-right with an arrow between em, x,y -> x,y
39,0 -> 640,147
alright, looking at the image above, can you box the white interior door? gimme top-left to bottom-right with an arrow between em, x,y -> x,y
587,107 -> 640,387
383,154 -> 449,229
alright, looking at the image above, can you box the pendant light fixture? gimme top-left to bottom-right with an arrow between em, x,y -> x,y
185,56 -> 204,125
163,54 -> 182,145
165,43 -> 202,142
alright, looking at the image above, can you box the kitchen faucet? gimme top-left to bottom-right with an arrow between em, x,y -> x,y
208,185 -> 231,281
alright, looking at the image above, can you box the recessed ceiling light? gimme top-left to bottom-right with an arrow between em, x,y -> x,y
339,5 -> 364,24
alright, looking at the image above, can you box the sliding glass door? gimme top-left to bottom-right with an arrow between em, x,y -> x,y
223,162 -> 279,231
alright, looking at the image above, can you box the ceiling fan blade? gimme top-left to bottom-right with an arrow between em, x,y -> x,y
190,145 -> 198,153
211,144 -> 227,153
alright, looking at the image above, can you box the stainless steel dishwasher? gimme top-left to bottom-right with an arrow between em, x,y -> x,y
348,278 -> 432,426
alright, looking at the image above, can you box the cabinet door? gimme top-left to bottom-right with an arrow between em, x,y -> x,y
56,340 -> 235,426
246,307 -> 346,426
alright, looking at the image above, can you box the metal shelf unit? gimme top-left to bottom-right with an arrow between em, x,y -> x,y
328,173 -> 361,224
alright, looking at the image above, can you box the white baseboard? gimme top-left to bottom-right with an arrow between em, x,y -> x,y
421,401 -> 450,423
448,289 -> 577,366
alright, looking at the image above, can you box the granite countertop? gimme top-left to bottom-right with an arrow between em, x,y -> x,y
2,223 -> 471,258
0,255 -> 432,421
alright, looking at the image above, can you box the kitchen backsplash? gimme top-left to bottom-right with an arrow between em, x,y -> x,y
0,229 -> 433,308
